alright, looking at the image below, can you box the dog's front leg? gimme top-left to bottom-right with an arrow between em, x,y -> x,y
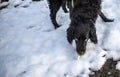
99,11 -> 114,22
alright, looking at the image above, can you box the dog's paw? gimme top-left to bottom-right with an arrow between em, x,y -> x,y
64,10 -> 68,13
55,25 -> 61,29
104,19 -> 114,22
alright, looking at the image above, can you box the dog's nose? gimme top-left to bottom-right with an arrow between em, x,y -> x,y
77,50 -> 86,56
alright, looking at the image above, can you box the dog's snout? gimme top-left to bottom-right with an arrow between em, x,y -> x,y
77,50 -> 86,55
76,47 -> 86,55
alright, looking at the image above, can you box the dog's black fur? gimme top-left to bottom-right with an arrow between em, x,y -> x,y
67,0 -> 114,55
47,0 -> 114,55
47,0 -> 113,29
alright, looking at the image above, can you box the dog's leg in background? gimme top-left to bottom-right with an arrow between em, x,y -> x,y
48,2 -> 61,29
99,11 -> 114,22
61,0 -> 68,13
89,24 -> 98,44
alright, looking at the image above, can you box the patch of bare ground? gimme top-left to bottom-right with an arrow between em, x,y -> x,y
89,59 -> 120,77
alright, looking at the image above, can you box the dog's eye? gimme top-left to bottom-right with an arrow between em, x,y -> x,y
85,39 -> 88,42
75,39 -> 78,41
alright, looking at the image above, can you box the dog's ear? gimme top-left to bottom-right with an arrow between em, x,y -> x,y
89,27 -> 98,44
67,26 -> 75,44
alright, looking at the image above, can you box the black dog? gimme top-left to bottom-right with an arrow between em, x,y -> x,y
47,0 -> 113,29
67,0 -> 114,55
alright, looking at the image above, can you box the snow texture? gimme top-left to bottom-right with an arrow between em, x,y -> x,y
0,0 -> 120,77
116,61 -> 120,70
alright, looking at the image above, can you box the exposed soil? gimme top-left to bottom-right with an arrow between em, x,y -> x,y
89,59 -> 120,77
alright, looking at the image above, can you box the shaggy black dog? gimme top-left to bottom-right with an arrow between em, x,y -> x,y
67,0 -> 114,55
47,0 -> 113,29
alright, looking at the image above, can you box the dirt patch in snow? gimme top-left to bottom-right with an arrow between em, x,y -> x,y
89,59 -> 120,77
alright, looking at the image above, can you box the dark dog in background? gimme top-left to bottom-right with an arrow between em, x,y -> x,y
67,0 -> 114,55
47,0 -> 113,29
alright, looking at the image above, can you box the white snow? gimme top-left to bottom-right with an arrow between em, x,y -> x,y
0,0 -> 120,77
116,61 -> 120,70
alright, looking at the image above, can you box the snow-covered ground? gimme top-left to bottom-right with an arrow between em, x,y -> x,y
0,0 -> 120,77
